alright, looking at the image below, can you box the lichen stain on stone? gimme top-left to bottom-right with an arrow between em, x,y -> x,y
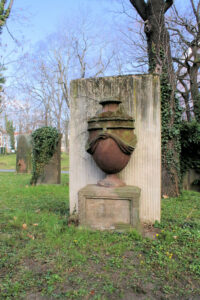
102,79 -> 112,97
152,75 -> 160,124
93,78 -> 101,98
71,80 -> 78,99
133,79 -> 138,121
140,76 -> 151,121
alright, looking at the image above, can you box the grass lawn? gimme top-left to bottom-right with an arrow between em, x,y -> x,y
0,173 -> 200,299
61,152 -> 69,171
0,154 -> 16,170
0,152 -> 69,171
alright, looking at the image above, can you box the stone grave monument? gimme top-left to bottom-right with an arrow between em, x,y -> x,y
16,134 -> 32,173
36,136 -> 61,185
79,98 -> 140,230
70,75 -> 161,228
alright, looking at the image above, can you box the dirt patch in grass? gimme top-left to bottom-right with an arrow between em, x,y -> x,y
23,259 -> 49,275
25,293 -> 57,300
142,224 -> 161,239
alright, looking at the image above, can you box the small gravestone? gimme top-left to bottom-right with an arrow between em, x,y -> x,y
30,127 -> 61,185
16,135 -> 32,173
183,169 -> 200,192
36,137 -> 61,184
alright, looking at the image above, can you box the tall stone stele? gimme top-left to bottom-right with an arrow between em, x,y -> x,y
16,135 -> 32,173
70,75 -> 161,226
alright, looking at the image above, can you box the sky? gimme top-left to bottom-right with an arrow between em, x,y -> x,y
0,0 -> 125,84
0,0 -> 189,97
0,0 -> 185,76
0,0 -> 125,122
1,0 -> 119,50
0,0 -> 192,128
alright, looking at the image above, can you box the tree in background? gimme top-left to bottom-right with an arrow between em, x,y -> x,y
167,0 -> 200,122
15,12 -> 115,148
129,0 -> 181,197
0,69 -> 5,108
5,115 -> 15,150
0,0 -> 14,33
0,0 -> 14,110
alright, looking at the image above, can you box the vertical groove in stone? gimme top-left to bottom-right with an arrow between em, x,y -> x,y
70,75 -> 161,223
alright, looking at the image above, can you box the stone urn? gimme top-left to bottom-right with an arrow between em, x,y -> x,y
86,99 -> 137,187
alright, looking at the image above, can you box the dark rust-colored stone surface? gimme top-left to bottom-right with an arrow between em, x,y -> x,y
98,174 -> 125,187
93,138 -> 130,174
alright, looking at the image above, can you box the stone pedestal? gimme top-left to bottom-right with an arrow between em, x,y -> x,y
16,135 -> 32,173
78,185 -> 141,230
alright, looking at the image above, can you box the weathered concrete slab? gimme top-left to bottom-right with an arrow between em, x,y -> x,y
70,75 -> 161,223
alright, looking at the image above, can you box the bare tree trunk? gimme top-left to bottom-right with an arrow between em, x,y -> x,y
190,46 -> 200,122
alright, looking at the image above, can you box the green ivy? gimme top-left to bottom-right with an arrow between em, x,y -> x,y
30,127 -> 60,185
160,60 -> 182,188
180,120 -> 200,177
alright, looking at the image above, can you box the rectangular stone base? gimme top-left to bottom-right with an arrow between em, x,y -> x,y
78,184 -> 141,230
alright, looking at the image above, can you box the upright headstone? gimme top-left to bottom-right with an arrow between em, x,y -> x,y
16,135 -> 32,173
70,75 -> 161,224
183,169 -> 200,192
36,137 -> 61,184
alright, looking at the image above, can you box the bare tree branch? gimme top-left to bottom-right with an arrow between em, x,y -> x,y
190,0 -> 199,24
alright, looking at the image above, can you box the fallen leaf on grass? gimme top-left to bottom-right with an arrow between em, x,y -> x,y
27,234 -> 35,240
162,195 -> 169,199
90,290 -> 95,295
22,223 -> 27,229
68,268 -> 75,273
33,223 -> 38,226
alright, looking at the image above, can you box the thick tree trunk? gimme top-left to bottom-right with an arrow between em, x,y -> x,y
130,0 -> 180,197
190,46 -> 200,122
190,66 -> 200,122
184,94 -> 192,122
